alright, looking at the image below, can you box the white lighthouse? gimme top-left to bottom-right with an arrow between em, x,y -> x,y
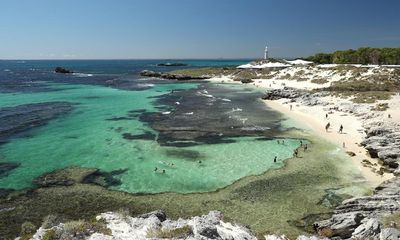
264,45 -> 269,60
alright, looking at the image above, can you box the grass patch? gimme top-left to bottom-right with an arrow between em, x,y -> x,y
146,225 -> 193,239
168,67 -> 276,80
331,91 -> 394,103
311,78 -> 329,84
382,212 -> 400,229
371,103 -> 389,111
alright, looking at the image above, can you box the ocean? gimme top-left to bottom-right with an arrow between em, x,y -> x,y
0,59 -> 302,193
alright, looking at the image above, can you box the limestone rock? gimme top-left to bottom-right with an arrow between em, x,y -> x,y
380,228 -> 400,240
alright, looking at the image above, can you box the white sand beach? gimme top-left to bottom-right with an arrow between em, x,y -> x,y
208,67 -> 399,187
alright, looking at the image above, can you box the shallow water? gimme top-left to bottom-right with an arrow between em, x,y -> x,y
0,60 -> 305,193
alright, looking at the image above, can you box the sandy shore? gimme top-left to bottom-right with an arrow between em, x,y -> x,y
264,99 -> 393,188
209,76 -> 395,187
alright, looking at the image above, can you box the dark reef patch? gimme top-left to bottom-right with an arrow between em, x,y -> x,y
164,149 -> 203,161
82,169 -> 128,188
122,132 -> 156,141
0,102 -> 73,144
135,84 -> 285,147
0,162 -> 20,178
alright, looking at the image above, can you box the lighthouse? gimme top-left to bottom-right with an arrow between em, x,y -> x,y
264,45 -> 269,60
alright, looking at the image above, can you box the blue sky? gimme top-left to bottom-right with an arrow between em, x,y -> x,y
1,0 -> 399,59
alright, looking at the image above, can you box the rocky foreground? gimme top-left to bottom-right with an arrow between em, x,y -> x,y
28,210 -> 334,240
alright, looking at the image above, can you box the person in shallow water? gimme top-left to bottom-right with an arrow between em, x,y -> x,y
304,144 -> 308,151
154,167 -> 158,172
274,156 -> 277,163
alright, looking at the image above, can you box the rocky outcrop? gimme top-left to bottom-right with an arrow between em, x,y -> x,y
240,78 -> 254,84
361,123 -> 400,171
261,87 -> 308,100
31,211 -> 256,240
54,67 -> 73,74
140,70 -> 208,81
314,177 -> 400,239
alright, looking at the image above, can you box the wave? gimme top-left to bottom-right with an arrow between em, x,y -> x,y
136,83 -> 155,88
229,108 -> 243,113
72,73 -> 94,77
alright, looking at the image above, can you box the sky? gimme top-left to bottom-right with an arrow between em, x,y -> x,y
0,0 -> 399,59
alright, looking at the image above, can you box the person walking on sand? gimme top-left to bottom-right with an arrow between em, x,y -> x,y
339,124 -> 343,134
325,113 -> 328,119
274,156 -> 277,163
325,122 -> 330,132
290,105 -> 293,111
293,149 -> 299,158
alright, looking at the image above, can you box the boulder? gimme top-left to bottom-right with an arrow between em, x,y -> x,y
352,218 -> 381,239
54,67 -> 73,74
240,78 -> 254,84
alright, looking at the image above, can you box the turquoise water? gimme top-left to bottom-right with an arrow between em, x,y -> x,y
0,79 -> 302,193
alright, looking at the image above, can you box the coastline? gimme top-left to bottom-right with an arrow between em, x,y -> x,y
208,76 -> 395,188
263,98 -> 393,188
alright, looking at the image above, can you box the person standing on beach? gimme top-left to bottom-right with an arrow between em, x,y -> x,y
325,113 -> 328,119
293,149 -> 299,158
339,124 -> 343,134
325,122 -> 330,132
290,105 -> 293,111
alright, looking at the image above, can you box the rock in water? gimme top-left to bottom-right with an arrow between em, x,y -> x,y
54,67 -> 73,74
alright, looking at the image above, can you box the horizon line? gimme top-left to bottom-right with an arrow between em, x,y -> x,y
0,57 -> 301,61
